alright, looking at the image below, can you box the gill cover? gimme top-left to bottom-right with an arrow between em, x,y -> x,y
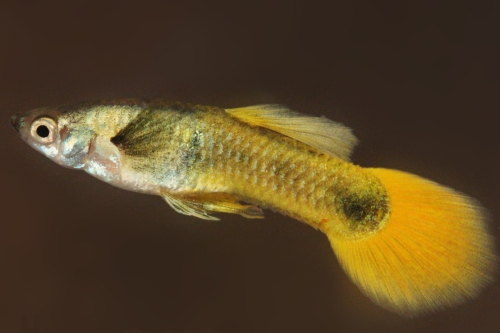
58,127 -> 94,168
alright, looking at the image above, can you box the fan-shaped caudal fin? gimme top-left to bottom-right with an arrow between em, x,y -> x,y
327,168 -> 497,316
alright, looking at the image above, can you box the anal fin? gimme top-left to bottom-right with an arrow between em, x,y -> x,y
161,191 -> 264,220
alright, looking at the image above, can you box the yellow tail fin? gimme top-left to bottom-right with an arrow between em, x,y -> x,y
327,168 -> 497,316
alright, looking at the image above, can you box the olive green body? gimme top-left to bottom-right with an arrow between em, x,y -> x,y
110,102 -> 390,237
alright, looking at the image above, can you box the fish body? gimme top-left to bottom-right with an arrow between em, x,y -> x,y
11,99 -> 497,316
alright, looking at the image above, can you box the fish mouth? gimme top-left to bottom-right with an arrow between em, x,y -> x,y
10,113 -> 23,133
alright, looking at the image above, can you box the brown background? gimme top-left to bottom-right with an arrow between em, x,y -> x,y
1,1 -> 499,332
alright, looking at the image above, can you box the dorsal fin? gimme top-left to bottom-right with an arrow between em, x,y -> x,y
226,105 -> 358,160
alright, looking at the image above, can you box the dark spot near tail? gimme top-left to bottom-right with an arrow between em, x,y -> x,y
343,197 -> 369,221
340,193 -> 389,232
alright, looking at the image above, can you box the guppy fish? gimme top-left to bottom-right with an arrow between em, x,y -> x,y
11,99 -> 497,316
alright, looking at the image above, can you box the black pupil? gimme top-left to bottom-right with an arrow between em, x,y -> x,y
36,125 -> 50,138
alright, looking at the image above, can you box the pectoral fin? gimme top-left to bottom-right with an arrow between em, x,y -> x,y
161,192 -> 264,220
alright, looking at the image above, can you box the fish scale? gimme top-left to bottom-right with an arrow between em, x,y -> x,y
189,116 -> 387,234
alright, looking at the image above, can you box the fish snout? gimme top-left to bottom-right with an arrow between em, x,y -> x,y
10,113 -> 23,132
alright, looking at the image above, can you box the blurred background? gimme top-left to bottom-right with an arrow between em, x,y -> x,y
1,0 -> 499,332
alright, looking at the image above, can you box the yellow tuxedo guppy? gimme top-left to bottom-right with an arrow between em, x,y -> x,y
11,99 -> 497,316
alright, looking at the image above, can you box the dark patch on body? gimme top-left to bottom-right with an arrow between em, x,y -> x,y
111,103 -> 224,157
111,108 -> 185,158
110,104 -> 223,179
181,130 -> 204,167
109,108 -> 186,177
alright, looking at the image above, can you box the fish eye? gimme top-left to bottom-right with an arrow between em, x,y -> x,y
36,125 -> 50,138
30,117 -> 57,144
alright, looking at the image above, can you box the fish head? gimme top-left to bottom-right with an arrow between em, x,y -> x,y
11,107 -> 92,169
